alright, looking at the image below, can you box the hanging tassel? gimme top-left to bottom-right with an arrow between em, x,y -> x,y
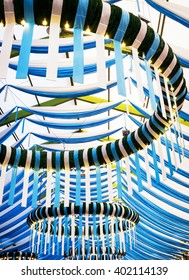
16,0 -> 34,79
154,67 -> 167,118
95,2 -> 110,89
134,152 -> 143,192
31,150 -> 40,208
46,0 -> 63,80
46,151 -> 52,207
105,204 -> 110,256
71,203 -> 75,258
52,217 -> 57,255
83,149 -> 91,204
21,118 -> 25,133
156,138 -> 167,180
123,156 -> 133,195
167,130 -> 178,170
164,77 -> 175,123
151,142 -> 160,183
21,149 -> 32,207
92,148 -> 102,202
96,35 -> 107,89
36,221 -> 41,254
99,203 -> 105,255
58,216 -> 62,243
74,150 -> 81,206
119,204 -> 125,254
78,204 -> 83,260
173,125 -> 182,163
110,142 -> 122,198
73,0 -> 89,83
144,58 -> 156,110
8,148 -> 21,205
54,151 -> 61,207
114,11 -> 130,97
143,147 -> 152,188
111,204 -> 116,254
40,219 -> 46,254
131,20 -> 147,102
132,48 -> 144,102
107,162 -> 114,201
0,146 -> 11,204
92,202 -> 97,256
171,88 -> 185,158
136,0 -> 141,13
164,134 -> 174,176
64,150 -> 70,207
134,128 -> 152,188
0,0 -> 15,78
127,133 -> 143,192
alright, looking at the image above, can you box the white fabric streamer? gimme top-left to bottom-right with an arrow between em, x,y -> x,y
46,0 -> 63,80
0,0 -> 15,78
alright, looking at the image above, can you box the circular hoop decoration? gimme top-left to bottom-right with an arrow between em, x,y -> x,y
27,202 -> 139,258
0,251 -> 37,260
0,0 -> 187,169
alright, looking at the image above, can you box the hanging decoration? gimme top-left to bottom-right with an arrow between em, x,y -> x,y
0,0 -> 187,209
7,80 -> 118,99
27,202 -> 139,259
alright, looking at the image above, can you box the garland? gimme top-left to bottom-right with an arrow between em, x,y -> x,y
27,202 -> 139,257
0,0 -> 187,171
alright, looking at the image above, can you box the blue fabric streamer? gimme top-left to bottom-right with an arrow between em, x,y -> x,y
92,148 -> 102,202
127,134 -> 143,192
73,0 -> 89,83
144,0 -> 189,28
16,0 -> 34,78
110,142 -> 122,198
9,80 -> 118,99
32,150 -> 40,208
26,114 -> 122,130
151,142 -> 160,183
9,56 -> 118,77
8,148 -> 21,205
114,11 -> 130,96
144,59 -> 156,110
136,0 -> 141,12
0,107 -> 16,123
32,127 -> 122,144
54,152 -> 60,207
19,100 -> 123,119
164,135 -> 173,175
